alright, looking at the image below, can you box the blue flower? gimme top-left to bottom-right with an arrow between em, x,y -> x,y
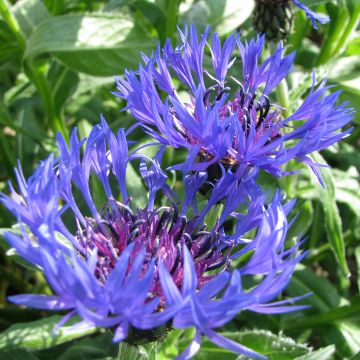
2,118 -> 306,359
114,26 -> 352,184
292,0 -> 330,29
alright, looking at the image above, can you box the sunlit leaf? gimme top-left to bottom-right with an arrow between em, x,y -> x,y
24,14 -> 156,76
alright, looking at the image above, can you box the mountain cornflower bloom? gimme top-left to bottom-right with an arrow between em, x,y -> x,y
2,118 -> 307,359
114,26 -> 352,185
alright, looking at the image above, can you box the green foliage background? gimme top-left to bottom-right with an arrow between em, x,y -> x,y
0,0 -> 359,358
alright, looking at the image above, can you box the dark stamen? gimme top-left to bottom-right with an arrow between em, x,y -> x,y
207,257 -> 228,271
174,216 -> 188,243
155,210 -> 170,235
183,232 -> 193,249
169,206 -> 179,231
215,87 -> 230,102
129,227 -> 139,241
170,243 -> 182,275
195,235 -> 214,261
151,236 -> 159,258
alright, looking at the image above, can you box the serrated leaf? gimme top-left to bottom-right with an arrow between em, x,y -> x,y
0,316 -> 97,350
24,14 -> 156,76
310,152 -> 349,276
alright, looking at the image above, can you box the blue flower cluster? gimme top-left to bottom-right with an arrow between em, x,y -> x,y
1,20 -> 351,360
115,26 -> 352,184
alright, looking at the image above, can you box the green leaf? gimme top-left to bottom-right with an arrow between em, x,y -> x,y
193,330 -> 310,359
24,13 -> 156,76
324,320 -> 360,357
0,316 -> 97,350
12,0 -> 51,37
316,1 -> 349,65
332,168 -> 360,215
356,247 -> 360,293
286,200 -> 313,240
47,62 -> 79,117
286,265 -> 341,312
298,0 -> 330,5
351,351 -> 360,360
57,333 -> 117,360
295,345 -> 335,360
0,19 -> 21,63
181,0 -> 254,36
338,72 -> 360,96
0,348 -> 38,360
310,152 -> 349,276
347,37 -> 360,55
117,342 -> 155,360
326,56 -> 360,82
286,296 -> 360,330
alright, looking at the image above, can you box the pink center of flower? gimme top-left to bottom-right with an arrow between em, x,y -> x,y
77,201 -> 228,300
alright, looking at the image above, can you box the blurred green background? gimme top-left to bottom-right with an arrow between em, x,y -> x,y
0,0 -> 360,358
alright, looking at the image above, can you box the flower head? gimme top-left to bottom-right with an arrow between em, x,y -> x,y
253,0 -> 330,41
114,26 -> 352,184
2,118 -> 306,359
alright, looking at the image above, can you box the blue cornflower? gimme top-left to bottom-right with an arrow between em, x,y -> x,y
114,26 -> 352,184
2,118 -> 306,359
292,0 -> 330,29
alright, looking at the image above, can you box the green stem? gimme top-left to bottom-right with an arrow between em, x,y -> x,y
333,2 -> 360,55
315,3 -> 349,66
205,203 -> 224,230
0,1 -> 68,140
268,43 -> 290,118
289,11 -> 309,51
0,0 -> 25,51
24,61 -> 69,141
164,0 -> 180,43
309,201 -> 322,250
276,79 -> 290,118
0,132 -> 16,169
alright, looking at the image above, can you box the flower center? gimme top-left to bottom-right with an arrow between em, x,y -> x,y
189,83 -> 282,167
77,201 -> 228,299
